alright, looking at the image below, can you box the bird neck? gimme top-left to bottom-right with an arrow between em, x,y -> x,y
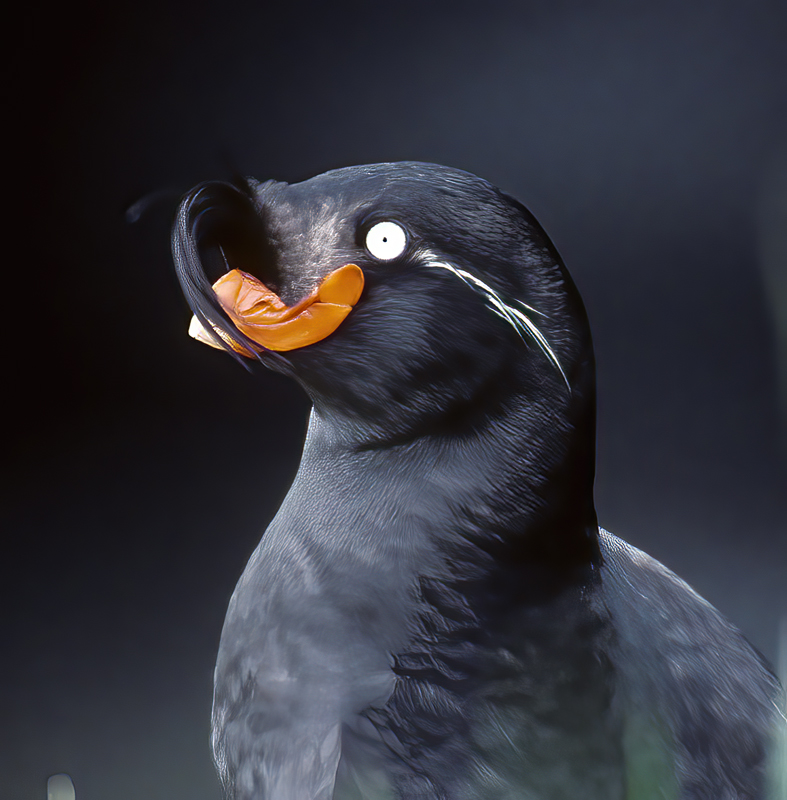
305,386 -> 599,578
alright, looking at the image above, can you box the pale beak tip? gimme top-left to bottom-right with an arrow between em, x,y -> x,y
188,314 -> 224,350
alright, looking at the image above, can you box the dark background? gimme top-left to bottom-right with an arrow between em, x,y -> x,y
4,1 -> 786,798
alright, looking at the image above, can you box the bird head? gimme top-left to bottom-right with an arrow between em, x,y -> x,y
173,163 -> 594,448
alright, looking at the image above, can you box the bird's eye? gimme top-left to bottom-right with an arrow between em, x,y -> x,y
365,221 -> 407,261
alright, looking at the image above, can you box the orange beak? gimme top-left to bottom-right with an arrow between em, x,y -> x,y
188,264 -> 364,355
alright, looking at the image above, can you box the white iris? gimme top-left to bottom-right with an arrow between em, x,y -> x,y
365,221 -> 407,261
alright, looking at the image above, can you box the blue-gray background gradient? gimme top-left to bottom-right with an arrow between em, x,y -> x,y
4,1 -> 786,798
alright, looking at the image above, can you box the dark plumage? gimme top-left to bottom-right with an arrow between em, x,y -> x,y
172,162 -> 784,799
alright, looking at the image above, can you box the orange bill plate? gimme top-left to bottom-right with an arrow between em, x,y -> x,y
189,264 -> 364,355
